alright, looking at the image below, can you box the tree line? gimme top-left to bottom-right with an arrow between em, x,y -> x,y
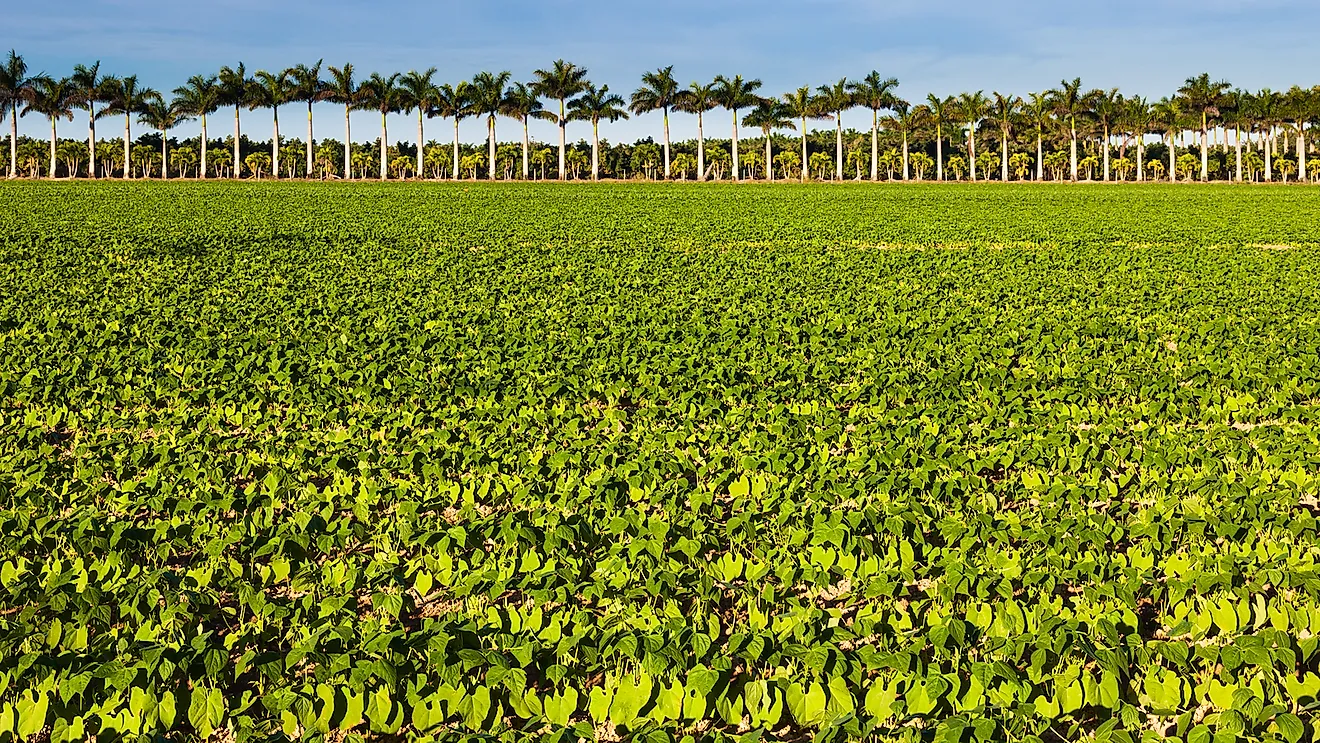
1,50 -> 1313,183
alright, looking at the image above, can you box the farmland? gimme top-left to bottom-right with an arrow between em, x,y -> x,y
3,181 -> 1320,743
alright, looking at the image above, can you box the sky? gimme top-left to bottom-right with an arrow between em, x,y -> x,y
7,0 -> 1320,146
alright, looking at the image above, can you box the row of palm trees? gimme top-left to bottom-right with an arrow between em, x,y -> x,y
2,49 -> 1313,183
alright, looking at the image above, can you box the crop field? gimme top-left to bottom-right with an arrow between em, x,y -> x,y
4,182 -> 1320,743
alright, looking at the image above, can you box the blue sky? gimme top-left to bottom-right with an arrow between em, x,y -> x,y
8,0 -> 1319,145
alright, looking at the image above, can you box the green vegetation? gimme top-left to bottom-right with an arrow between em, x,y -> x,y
4,182 -> 1320,743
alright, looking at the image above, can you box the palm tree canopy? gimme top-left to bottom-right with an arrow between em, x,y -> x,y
531,60 -> 589,119
431,81 -> 473,120
848,71 -> 899,112
98,75 -> 161,119
816,78 -> 855,117
398,67 -> 439,114
325,63 -> 357,106
470,70 -> 513,116
990,92 -> 1022,132
1049,77 -> 1093,123
782,86 -> 827,121
568,84 -> 629,124
249,69 -> 293,110
676,82 -> 717,115
23,76 -> 76,120
138,98 -> 188,131
218,64 -> 251,108
357,72 -> 401,114
957,90 -> 989,127
287,61 -> 326,104
0,50 -> 36,109
1177,73 -> 1231,119
742,98 -> 795,133
630,66 -> 679,115
69,61 -> 106,112
712,75 -> 763,111
502,81 -> 547,121
172,74 -> 221,116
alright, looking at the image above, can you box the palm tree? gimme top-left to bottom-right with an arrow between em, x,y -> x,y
287,61 -> 326,178
629,66 -> 680,179
1152,97 -> 1185,183
173,74 -> 221,178
989,92 -> 1020,182
957,91 -> 988,181
712,75 -> 762,182
70,62 -> 106,177
1285,86 -> 1314,181
531,60 -> 590,180
1091,88 -> 1122,182
1049,78 -> 1091,181
848,72 -> 899,181
1177,73 -> 1231,181
357,72 -> 400,181
1221,89 -> 1249,182
676,82 -> 717,181
138,99 -> 188,179
1254,88 -> 1284,182
502,82 -> 544,180
1025,92 -> 1052,181
1124,96 -> 1153,182
742,99 -> 794,181
471,70 -> 512,181
23,76 -> 75,177
433,82 -> 472,181
249,70 -> 292,177
782,86 -> 827,183
398,67 -> 438,178
0,51 -> 37,178
924,94 -> 953,181
814,78 -> 856,182
882,100 -> 921,180
326,63 -> 357,179
99,75 -> 160,179
218,64 -> 251,179
568,83 -> 628,180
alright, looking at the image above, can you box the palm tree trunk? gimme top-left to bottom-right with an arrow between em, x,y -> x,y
902,134 -> 909,181
379,111 -> 387,181
591,119 -> 600,181
522,116 -> 530,180
488,114 -> 497,181
1299,124 -> 1307,183
800,117 -> 807,183
937,125 -> 944,181
414,110 -> 424,179
663,108 -> 671,180
343,107 -> 353,180
123,116 -> 131,181
1168,133 -> 1176,183
870,109 -> 879,181
968,131 -> 976,182
732,110 -> 740,182
200,114 -> 208,179
1234,127 -> 1242,182
1036,130 -> 1042,181
834,118 -> 843,182
1102,127 -> 1110,182
1002,132 -> 1009,182
1265,130 -> 1273,182
698,112 -> 706,182
272,108 -> 280,178
1070,121 -> 1078,181
234,105 -> 242,179
452,118 -> 460,181
9,104 -> 17,178
765,133 -> 773,182
162,132 -> 168,180
1200,114 -> 1208,182
307,102 -> 315,178
1137,138 -> 1144,182
48,117 -> 57,178
87,103 -> 96,178
557,100 -> 567,181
